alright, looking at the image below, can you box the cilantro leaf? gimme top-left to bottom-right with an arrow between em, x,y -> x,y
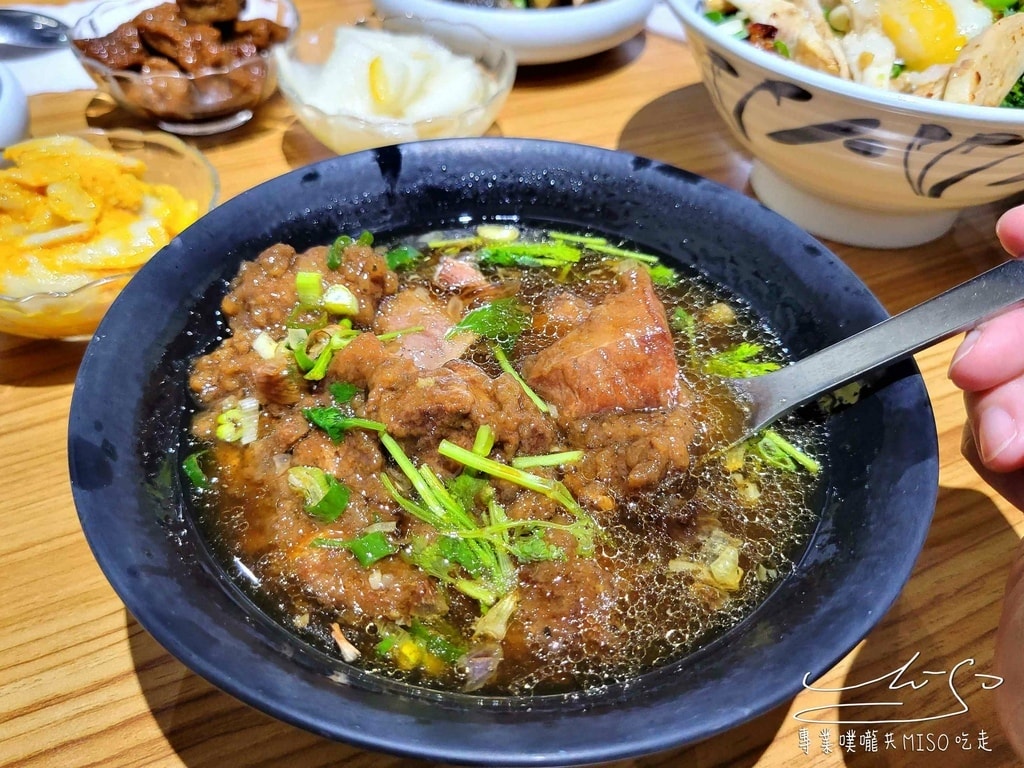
446,298 -> 530,348
703,342 -> 782,378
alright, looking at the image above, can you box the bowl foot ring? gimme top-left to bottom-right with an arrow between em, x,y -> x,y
749,161 -> 961,249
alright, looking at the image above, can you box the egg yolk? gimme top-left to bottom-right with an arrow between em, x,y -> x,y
879,0 -> 966,70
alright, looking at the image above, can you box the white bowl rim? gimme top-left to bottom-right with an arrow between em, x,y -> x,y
375,0 -> 656,26
667,0 -> 1024,127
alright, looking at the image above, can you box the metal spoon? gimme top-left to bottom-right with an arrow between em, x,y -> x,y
729,258 -> 1024,442
0,10 -> 70,49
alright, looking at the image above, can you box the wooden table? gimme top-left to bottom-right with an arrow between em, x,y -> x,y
3,2 -> 1024,766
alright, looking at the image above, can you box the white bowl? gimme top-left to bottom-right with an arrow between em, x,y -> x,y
0,63 -> 29,148
372,0 -> 656,64
666,0 -> 1024,248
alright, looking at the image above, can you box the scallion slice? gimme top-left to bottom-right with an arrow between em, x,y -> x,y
295,271 -> 323,308
287,466 -> 350,523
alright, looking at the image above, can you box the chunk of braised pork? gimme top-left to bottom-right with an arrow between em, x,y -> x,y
134,3 -> 224,73
189,334 -> 264,405
219,242 -> 396,331
72,22 -> 146,70
373,286 -> 476,370
432,256 -> 489,292
562,407 -> 696,513
212,433 -> 446,625
178,0 -> 242,24
253,358 -> 302,405
327,330 -> 388,390
330,243 -> 399,326
233,17 -> 291,47
522,269 -> 680,420
363,358 -> 555,462
530,291 -> 592,343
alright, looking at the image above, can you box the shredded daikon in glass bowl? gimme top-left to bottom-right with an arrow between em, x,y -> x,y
274,15 -> 516,155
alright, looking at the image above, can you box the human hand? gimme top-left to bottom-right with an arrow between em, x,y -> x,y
949,204 -> 1024,475
948,203 -> 1024,757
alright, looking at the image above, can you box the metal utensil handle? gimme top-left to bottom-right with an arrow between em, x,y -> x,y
0,10 -> 70,46
746,259 -> 1024,431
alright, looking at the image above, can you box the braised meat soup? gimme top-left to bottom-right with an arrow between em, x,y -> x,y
183,225 -> 823,696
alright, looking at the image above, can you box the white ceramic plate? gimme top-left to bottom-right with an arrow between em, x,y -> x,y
371,0 -> 657,64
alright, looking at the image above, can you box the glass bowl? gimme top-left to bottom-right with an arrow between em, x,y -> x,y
70,0 -> 299,136
0,128 -> 218,340
274,15 -> 516,155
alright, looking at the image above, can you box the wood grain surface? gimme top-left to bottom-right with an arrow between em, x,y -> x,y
3,1 -> 1024,766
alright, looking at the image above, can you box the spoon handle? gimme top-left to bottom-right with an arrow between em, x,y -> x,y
738,259 -> 1024,436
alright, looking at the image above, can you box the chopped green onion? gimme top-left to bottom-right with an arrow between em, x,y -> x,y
182,450 -> 210,489
478,241 -> 581,269
326,235 -> 352,270
295,271 -> 323,308
476,224 -> 520,242
287,466 -> 350,523
426,236 -> 483,251
356,230 -> 374,246
511,450 -> 584,469
216,398 -> 260,444
303,330 -> 355,381
375,634 -> 398,656
586,242 -> 660,263
323,284 -> 359,316
547,230 -> 607,246
773,39 -> 791,58
251,331 -> 279,360
215,408 -> 244,442
312,530 -> 397,566
238,397 -> 260,444
408,620 -> 467,664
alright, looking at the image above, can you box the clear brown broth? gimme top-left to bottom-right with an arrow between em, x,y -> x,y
187,226 -> 823,696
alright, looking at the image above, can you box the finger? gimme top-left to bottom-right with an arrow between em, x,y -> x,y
965,381 -> 1024,472
949,306 -> 1024,391
997,204 -> 1024,257
962,425 -> 1024,507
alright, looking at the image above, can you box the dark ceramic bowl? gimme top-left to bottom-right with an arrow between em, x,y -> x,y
68,138 -> 938,766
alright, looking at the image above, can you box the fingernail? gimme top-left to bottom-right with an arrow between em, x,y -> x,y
950,329 -> 982,373
979,406 -> 1018,464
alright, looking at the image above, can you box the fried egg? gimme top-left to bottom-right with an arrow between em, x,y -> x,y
877,0 -> 993,70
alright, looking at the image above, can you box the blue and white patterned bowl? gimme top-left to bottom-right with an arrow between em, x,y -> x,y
667,0 -> 1024,248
